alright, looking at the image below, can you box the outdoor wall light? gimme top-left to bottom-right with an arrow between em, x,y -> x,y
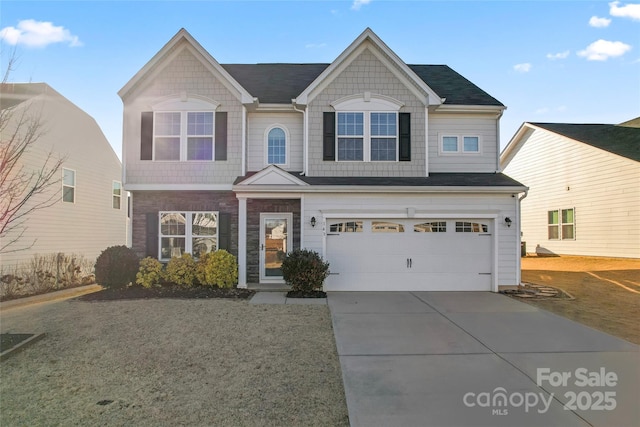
505,217 -> 512,227
310,216 -> 317,227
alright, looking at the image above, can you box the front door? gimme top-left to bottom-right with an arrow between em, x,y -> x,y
260,213 -> 293,282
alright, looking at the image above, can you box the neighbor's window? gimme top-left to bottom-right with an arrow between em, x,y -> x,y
562,208 -> 575,240
159,211 -> 218,261
440,135 -> 480,154
154,111 -> 214,161
548,210 -> 559,239
112,181 -> 122,209
267,127 -> 286,165
337,112 -> 364,161
62,168 -> 75,203
329,221 -> 363,233
414,221 -> 447,232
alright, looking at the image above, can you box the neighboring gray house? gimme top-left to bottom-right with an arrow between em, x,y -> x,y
501,121 -> 640,258
0,83 -> 127,270
119,28 -> 527,291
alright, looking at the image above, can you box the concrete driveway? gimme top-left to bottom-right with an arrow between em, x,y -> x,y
328,292 -> 639,427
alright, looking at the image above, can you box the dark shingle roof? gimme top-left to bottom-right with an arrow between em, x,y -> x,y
221,63 -> 503,106
532,123 -> 640,162
235,172 -> 524,188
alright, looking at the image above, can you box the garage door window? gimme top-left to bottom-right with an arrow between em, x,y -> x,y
414,222 -> 447,232
372,221 -> 404,232
456,222 -> 488,233
329,221 -> 363,233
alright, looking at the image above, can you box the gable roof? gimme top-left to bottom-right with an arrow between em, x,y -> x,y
121,28 -> 503,108
530,123 -> 640,162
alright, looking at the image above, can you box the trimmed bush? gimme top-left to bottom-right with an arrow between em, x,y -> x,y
136,257 -> 165,288
196,250 -> 238,288
165,253 -> 197,287
94,246 -> 139,288
281,249 -> 330,292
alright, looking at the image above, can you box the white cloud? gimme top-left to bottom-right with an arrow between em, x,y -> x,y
351,0 -> 372,11
577,39 -> 632,60
0,19 -> 82,48
589,16 -> 612,27
547,50 -> 570,60
513,63 -> 532,73
609,1 -> 640,20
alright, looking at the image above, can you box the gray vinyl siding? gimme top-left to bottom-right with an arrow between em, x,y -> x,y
302,192 -> 520,287
247,112 -> 304,172
428,112 -> 499,173
1,91 -> 126,270
503,129 -> 640,258
122,43 -> 243,186
306,48 -> 427,177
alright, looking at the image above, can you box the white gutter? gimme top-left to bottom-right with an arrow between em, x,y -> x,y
292,101 -> 307,175
232,185 -> 528,194
495,109 -> 504,172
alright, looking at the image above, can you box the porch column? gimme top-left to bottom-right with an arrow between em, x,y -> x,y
237,196 -> 247,288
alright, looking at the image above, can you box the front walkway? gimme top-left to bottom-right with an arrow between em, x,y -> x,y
328,292 -> 639,427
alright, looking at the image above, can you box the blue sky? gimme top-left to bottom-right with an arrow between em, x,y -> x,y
1,1 -> 639,160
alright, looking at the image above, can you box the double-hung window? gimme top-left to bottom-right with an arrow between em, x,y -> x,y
154,111 -> 214,161
548,208 -> 575,240
159,212 -> 218,261
112,181 -> 122,209
337,112 -> 398,161
62,168 -> 75,203
440,135 -> 481,154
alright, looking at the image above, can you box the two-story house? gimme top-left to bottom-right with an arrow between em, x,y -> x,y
119,28 -> 527,291
1,83 -> 127,271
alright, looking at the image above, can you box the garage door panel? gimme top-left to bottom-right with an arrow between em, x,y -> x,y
325,218 -> 493,291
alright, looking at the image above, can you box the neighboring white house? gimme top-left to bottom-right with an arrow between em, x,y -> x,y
119,28 -> 527,291
501,121 -> 640,258
0,83 -> 127,270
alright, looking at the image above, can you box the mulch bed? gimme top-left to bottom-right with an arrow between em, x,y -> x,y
77,285 -> 255,302
286,290 -> 327,298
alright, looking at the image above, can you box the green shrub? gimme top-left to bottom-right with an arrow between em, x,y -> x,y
165,253 -> 197,287
196,250 -> 238,288
281,249 -> 330,292
136,257 -> 165,288
94,246 -> 139,288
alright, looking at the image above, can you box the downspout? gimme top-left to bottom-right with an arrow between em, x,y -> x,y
496,109 -> 504,172
292,101 -> 307,175
516,189 -> 529,285
241,105 -> 247,176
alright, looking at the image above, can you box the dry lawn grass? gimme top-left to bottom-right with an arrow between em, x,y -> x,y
521,255 -> 640,344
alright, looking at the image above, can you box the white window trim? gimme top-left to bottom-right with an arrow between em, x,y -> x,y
332,92 -> 403,163
62,168 -> 76,204
153,111 -> 215,162
151,96 -> 219,162
112,181 -> 122,209
438,134 -> 482,155
264,124 -> 290,167
561,208 -> 576,241
336,111 -> 399,162
158,211 -> 219,261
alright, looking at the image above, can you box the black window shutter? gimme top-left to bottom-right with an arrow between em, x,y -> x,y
141,112 -> 153,160
399,112 -> 411,161
323,112 -> 336,161
215,112 -> 228,161
218,212 -> 231,251
146,213 -> 159,258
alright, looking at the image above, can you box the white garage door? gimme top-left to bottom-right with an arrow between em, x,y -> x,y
324,219 -> 493,291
